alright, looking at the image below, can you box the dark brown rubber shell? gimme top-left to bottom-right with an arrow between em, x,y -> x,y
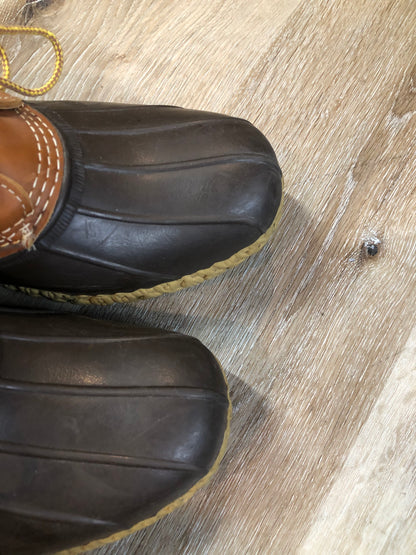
0,102 -> 282,295
0,310 -> 229,554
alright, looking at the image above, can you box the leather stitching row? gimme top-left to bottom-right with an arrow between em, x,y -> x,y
0,182 -> 33,245
0,182 -> 29,217
24,108 -> 60,226
20,108 -> 43,200
0,105 -> 61,248
0,105 -> 44,246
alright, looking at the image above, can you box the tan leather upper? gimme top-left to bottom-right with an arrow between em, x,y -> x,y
0,90 -> 23,110
0,92 -> 64,258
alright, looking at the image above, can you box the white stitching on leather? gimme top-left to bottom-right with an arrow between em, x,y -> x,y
0,182 -> 32,246
0,215 -> 27,245
18,108 -> 43,198
26,110 -> 59,226
0,105 -> 62,248
1,216 -> 24,235
0,182 -> 28,217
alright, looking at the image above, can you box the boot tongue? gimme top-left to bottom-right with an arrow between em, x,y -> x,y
0,98 -> 65,258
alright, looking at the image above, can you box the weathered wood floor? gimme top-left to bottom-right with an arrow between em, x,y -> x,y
0,0 -> 415,553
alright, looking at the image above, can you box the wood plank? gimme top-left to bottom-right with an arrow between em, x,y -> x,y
300,326 -> 416,554
0,1 -> 415,553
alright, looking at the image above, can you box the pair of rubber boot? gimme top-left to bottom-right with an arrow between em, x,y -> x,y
0,94 -> 283,553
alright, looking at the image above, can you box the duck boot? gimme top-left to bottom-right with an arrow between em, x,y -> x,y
0,96 -> 283,305
0,309 -> 230,554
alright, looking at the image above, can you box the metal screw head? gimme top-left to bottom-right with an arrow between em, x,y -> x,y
363,238 -> 381,257
365,242 -> 378,256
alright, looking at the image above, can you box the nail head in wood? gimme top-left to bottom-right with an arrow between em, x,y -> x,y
363,238 -> 381,257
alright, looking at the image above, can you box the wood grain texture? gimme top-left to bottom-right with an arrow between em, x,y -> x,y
0,1 -> 415,553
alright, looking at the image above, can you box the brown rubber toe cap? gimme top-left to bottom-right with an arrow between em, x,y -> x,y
0,102 -> 282,299
0,310 -> 229,554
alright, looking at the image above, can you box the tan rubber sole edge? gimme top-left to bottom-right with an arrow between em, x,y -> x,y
6,185 -> 283,305
57,361 -> 232,555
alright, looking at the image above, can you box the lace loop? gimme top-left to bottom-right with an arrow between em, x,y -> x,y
0,26 -> 63,96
